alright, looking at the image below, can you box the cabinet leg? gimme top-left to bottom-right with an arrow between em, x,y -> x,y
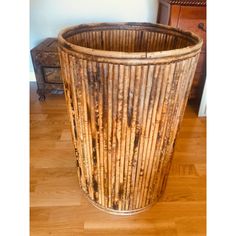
37,89 -> 46,101
39,95 -> 46,101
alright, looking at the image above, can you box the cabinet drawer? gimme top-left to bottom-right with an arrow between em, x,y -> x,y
179,6 -> 206,19
42,67 -> 62,84
178,6 -> 206,52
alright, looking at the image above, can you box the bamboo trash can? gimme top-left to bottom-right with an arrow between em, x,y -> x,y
58,22 -> 202,215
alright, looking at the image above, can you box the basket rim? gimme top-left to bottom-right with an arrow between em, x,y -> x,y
58,22 -> 203,59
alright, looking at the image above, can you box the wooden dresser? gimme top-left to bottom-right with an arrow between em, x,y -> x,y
157,0 -> 206,100
31,38 -> 63,100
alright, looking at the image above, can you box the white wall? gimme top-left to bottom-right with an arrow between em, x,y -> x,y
30,0 -> 158,77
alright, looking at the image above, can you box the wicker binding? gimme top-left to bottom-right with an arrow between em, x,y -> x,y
58,22 -> 202,215
165,0 -> 206,6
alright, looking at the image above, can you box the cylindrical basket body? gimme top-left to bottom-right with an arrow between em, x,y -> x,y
58,22 -> 202,215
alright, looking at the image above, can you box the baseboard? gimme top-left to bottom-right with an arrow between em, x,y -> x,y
30,71 -> 36,81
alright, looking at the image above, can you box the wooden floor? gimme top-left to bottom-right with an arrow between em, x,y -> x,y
30,82 -> 206,236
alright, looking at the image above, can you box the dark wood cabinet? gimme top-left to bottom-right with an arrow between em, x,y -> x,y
31,38 -> 63,100
157,0 -> 206,100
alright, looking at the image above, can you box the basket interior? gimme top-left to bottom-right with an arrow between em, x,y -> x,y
63,25 -> 197,53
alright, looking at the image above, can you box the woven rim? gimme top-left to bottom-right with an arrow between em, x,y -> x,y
166,0 -> 206,7
58,22 -> 203,60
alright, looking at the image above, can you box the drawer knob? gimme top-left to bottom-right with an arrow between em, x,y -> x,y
198,23 -> 206,32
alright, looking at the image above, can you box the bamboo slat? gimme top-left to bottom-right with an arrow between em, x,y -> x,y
58,22 -> 202,215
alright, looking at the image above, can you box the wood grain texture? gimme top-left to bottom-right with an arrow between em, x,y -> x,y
57,22 -> 202,214
30,82 -> 206,235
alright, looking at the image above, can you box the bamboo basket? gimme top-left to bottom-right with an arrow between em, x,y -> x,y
58,22 -> 202,215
